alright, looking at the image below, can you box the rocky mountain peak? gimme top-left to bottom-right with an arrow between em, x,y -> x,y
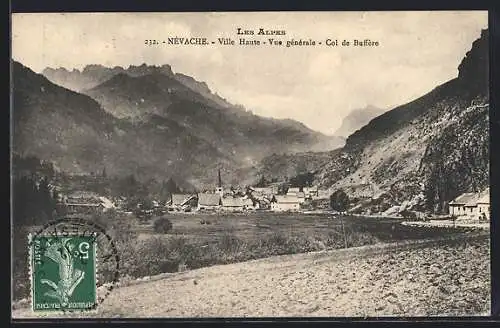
457,28 -> 488,94
126,64 -> 174,77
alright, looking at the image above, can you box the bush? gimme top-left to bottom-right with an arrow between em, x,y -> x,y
330,189 -> 350,213
130,237 -> 180,276
153,217 -> 173,233
400,209 -> 417,219
219,233 -> 243,253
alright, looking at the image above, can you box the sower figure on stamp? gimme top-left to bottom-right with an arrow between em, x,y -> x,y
41,238 -> 85,307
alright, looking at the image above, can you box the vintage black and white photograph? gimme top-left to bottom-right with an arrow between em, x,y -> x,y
11,11 -> 490,317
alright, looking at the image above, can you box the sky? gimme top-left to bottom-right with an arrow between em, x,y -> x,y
11,11 -> 488,135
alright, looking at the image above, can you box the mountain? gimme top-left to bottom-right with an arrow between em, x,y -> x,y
43,62 -> 344,155
43,64 -> 243,116
12,61 -> 238,187
43,63 -> 344,151
334,105 -> 387,138
173,73 -> 235,109
82,68 -> 343,159
43,63 -> 244,111
13,61 -> 343,189
256,29 -> 489,214
42,64 -> 175,92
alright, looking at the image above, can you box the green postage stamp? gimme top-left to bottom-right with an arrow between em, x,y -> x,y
29,234 -> 97,312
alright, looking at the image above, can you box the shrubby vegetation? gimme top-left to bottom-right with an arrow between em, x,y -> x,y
153,217 -> 173,234
399,209 -> 417,219
13,210 -> 475,302
330,189 -> 350,213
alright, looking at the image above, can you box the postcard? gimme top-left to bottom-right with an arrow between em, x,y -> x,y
11,11 -> 490,318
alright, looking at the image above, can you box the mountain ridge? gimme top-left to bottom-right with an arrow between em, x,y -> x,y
334,105 -> 387,138
43,62 -> 344,151
14,60 -> 343,189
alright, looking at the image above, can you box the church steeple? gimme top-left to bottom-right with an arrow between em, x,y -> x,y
216,167 -> 223,197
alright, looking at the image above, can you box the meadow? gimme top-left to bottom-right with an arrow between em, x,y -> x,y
134,212 -> 474,244
116,212 -> 477,279
12,211 -> 479,303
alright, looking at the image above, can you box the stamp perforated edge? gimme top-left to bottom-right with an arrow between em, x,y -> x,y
27,232 -> 34,313
27,231 -> 99,316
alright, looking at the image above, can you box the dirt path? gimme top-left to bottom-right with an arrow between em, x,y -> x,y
12,233 -> 490,318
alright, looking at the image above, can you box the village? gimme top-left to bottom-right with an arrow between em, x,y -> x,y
52,168 -> 491,225
55,170 -> 328,217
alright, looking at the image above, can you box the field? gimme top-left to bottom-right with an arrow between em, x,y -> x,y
117,212 -> 481,279
134,212 -> 476,244
12,211 -> 484,305
12,232 -> 490,317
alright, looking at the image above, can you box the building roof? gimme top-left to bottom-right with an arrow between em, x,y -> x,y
171,194 -> 195,206
449,188 -> 490,206
198,193 -> 221,206
221,197 -> 253,207
449,193 -> 477,206
288,188 -> 300,193
477,188 -> 490,204
274,195 -> 300,204
98,196 -> 115,209
250,187 -> 275,195
67,191 -> 101,199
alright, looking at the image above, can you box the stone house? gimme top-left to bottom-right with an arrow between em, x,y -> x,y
448,188 -> 490,221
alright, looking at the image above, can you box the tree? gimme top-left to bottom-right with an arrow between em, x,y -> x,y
141,198 -> 155,210
37,177 -> 55,220
255,176 -> 268,187
330,189 -> 350,213
278,183 -> 289,195
162,178 -> 181,198
117,174 -> 139,198
13,175 -> 57,226
153,217 -> 173,234
289,172 -> 315,188
400,209 -> 417,220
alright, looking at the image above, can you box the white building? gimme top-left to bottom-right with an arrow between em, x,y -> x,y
197,193 -> 222,211
287,187 -> 300,196
303,186 -> 319,198
168,194 -> 198,211
98,196 -> 116,212
271,195 -> 301,212
221,197 -> 254,212
297,192 -> 306,204
249,187 -> 275,197
62,191 -> 115,215
448,188 -> 490,221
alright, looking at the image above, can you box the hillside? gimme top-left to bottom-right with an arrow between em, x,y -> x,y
325,29 -> 489,214
44,63 -> 344,154
42,64 -> 175,92
12,61 -> 237,187
13,61 -> 343,188
43,64 -> 233,108
83,68 -> 343,162
334,105 -> 387,138
257,29 -> 489,214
